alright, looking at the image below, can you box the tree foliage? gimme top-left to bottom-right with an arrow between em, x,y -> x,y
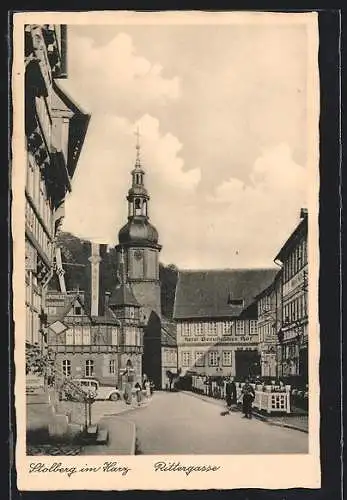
26,343 -> 55,376
52,231 -> 179,318
160,263 -> 178,319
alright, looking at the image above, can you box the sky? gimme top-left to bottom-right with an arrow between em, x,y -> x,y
60,18 -> 316,270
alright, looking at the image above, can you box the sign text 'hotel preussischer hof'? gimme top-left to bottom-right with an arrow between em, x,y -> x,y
181,335 -> 256,344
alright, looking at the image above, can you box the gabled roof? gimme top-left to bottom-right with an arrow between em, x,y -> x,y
173,268 -> 278,320
109,283 -> 140,308
161,317 -> 177,347
274,214 -> 308,263
58,294 -> 86,321
52,81 -> 91,179
253,272 -> 281,301
91,307 -> 120,326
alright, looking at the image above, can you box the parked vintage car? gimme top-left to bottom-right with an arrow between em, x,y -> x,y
61,378 -> 121,401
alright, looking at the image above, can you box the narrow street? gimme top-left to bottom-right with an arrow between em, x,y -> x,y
124,391 -> 308,455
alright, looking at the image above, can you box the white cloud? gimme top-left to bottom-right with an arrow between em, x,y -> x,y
62,114 -> 200,245
61,32 -> 180,115
59,25 -> 313,270
167,143 -> 308,269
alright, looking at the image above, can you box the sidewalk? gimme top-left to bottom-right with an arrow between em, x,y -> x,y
57,395 -> 153,426
80,416 -> 136,455
27,395 -> 153,455
182,391 -> 308,433
79,396 -> 153,455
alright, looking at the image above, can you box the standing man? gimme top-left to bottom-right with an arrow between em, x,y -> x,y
241,378 -> 255,419
121,360 -> 135,405
225,377 -> 237,412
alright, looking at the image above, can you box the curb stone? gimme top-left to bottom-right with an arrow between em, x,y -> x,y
103,399 -> 152,418
111,416 -> 136,455
252,411 -> 309,434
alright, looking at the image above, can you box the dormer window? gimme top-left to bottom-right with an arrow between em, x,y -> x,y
227,294 -> 244,307
74,306 -> 81,315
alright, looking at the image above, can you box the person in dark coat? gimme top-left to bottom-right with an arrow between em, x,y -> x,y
225,376 -> 237,411
241,378 -> 255,418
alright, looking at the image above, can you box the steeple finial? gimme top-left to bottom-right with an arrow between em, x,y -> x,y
135,126 -> 141,169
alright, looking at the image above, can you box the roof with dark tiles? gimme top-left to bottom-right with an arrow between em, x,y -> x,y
173,268 -> 278,320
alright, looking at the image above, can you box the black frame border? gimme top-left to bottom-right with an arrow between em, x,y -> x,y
4,7 -> 342,500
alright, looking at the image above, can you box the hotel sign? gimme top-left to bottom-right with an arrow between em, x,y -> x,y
181,335 -> 253,344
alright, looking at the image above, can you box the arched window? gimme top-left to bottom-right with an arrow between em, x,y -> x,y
134,198 -> 142,215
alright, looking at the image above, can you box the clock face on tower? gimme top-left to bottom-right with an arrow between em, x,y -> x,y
134,250 -> 143,260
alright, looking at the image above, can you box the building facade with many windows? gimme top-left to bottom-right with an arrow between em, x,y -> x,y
25,24 -> 89,352
275,210 -> 308,384
47,292 -> 121,386
46,250 -> 144,388
254,272 -> 282,378
173,269 -> 277,379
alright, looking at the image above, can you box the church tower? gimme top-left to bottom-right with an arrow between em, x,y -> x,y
115,130 -> 162,387
115,130 -> 162,323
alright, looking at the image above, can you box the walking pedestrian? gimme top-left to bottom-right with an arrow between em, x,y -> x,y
145,379 -> 151,398
241,378 -> 255,419
134,382 -> 142,406
225,376 -> 237,412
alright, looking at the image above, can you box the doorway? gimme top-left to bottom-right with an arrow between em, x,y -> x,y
235,350 -> 261,379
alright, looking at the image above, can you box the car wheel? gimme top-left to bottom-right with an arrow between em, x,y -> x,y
109,392 -> 119,401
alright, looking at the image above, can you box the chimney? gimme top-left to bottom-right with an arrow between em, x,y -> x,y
88,243 -> 102,317
104,291 -> 111,315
